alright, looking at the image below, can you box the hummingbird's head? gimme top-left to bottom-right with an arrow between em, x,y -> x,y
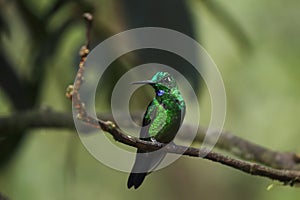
132,72 -> 178,96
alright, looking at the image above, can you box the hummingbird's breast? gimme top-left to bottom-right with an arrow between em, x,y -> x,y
151,95 -> 185,143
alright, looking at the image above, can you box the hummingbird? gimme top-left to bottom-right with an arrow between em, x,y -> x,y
127,71 -> 186,189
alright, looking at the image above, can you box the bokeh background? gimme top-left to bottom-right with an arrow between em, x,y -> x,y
1,0 -> 300,199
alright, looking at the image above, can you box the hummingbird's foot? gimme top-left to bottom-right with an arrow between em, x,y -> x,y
150,137 -> 159,143
150,138 -> 165,149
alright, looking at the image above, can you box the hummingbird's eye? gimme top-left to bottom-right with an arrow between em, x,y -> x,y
162,76 -> 171,83
157,90 -> 165,96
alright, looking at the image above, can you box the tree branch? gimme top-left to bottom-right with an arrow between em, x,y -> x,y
194,128 -> 300,170
1,109 -> 300,171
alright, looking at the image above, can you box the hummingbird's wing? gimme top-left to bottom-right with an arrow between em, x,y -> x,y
139,100 -> 157,139
127,100 -> 166,189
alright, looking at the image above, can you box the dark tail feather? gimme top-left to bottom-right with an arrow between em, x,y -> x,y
127,172 -> 147,189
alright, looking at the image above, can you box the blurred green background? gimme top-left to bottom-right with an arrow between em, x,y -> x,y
1,0 -> 300,199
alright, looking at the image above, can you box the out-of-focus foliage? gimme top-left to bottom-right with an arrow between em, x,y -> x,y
0,0 -> 300,199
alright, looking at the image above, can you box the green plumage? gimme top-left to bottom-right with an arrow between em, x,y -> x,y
128,71 -> 186,189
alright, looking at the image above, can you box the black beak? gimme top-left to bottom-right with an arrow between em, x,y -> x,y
131,80 -> 155,85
